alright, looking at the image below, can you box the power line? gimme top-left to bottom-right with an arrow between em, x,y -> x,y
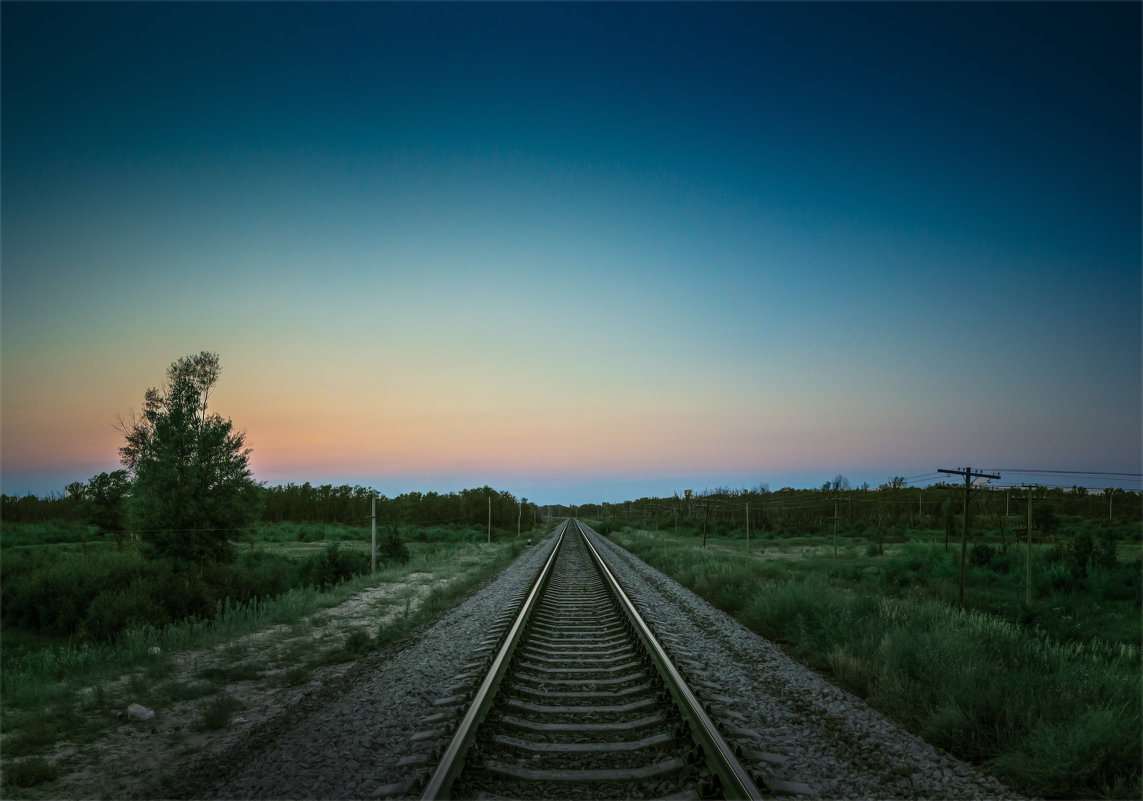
903,471 -> 942,481
986,469 -> 1142,477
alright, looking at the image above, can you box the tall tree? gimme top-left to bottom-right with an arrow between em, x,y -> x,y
119,352 -> 261,568
81,470 -> 132,550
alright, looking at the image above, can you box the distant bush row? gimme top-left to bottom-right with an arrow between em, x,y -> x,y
0,543 -> 383,644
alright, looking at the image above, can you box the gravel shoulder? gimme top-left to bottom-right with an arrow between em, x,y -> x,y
580,522 -> 1025,800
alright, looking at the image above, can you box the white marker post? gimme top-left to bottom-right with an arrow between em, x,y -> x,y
371,495 -> 376,573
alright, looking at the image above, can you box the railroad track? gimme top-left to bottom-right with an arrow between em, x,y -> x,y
420,519 -> 762,800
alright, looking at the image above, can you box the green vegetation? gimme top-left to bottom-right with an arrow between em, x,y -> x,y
193,693 -> 243,731
606,523 -> 1141,800
2,757 -> 59,790
2,536 -> 369,645
0,523 -> 524,686
0,524 -> 530,796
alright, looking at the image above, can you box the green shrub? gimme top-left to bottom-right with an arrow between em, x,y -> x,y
969,543 -> 995,568
230,551 -> 298,600
1093,531 -> 1118,571
81,586 -> 157,641
1038,561 -> 1077,594
594,520 -> 623,536
380,525 -> 411,565
298,543 -> 369,590
1,549 -> 159,637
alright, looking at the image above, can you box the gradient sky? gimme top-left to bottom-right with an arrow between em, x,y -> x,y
3,2 -> 1140,504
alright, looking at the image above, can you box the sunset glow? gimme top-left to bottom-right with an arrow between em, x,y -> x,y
3,3 -> 1140,502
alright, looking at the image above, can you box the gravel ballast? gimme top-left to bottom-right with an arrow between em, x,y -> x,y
579,522 -> 1023,800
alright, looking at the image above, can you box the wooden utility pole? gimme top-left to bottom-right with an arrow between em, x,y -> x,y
1009,485 -> 1039,605
831,501 -> 839,559
1026,487 -> 1033,605
938,467 -> 1002,607
371,495 -> 376,573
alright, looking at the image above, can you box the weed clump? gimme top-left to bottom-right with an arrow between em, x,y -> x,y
3,756 -> 59,788
193,693 -> 242,731
272,666 -> 311,688
343,628 -> 372,655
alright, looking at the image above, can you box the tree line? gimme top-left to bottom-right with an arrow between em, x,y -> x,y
547,477 -> 1140,537
1,483 -> 538,534
259,483 -> 538,530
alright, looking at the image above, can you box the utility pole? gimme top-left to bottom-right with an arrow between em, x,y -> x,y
745,501 -> 750,553
1011,485 -> 1038,605
1025,486 -> 1033,605
938,467 -> 1002,607
371,494 -> 376,573
831,501 -> 840,559
703,501 -> 709,549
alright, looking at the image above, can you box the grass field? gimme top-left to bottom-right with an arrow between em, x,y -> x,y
602,522 -> 1141,800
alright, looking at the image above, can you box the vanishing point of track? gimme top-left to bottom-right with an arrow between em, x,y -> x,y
419,519 -> 762,800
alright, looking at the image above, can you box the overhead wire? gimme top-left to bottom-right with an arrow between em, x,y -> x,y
985,469 -> 1141,477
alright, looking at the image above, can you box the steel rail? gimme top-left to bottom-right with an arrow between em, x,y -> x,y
419,519 -> 568,800
576,519 -> 764,800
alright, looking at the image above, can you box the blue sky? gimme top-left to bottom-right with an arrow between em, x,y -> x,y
2,2 -> 1140,503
